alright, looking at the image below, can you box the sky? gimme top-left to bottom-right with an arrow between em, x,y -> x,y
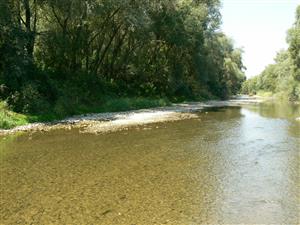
221,0 -> 300,77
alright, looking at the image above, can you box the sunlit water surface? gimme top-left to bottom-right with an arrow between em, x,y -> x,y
1,102 -> 299,224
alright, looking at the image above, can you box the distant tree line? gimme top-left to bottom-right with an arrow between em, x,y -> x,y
242,5 -> 300,101
0,0 -> 245,116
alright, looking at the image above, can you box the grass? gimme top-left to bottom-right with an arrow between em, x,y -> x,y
0,97 -> 171,129
0,102 -> 30,129
99,97 -> 170,112
256,91 -> 273,97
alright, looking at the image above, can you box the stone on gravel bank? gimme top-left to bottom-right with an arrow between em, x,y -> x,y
0,98 -> 264,135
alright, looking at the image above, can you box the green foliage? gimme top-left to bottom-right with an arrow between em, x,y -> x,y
1,0 -> 245,118
287,5 -> 300,81
241,76 -> 259,95
8,83 -> 51,113
242,6 -> 300,101
242,50 -> 300,101
100,97 -> 170,113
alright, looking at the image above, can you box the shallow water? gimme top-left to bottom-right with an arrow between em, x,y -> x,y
1,103 -> 299,224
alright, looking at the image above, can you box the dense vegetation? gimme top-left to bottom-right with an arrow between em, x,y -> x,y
0,0 -> 245,127
242,6 -> 300,101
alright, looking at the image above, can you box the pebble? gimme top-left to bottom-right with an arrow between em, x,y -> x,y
0,99 -> 264,136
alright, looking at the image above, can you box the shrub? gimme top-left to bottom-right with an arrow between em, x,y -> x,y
8,83 -> 51,114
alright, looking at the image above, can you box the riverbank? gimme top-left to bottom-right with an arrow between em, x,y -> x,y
0,97 -> 171,129
245,91 -> 300,104
0,97 -> 267,135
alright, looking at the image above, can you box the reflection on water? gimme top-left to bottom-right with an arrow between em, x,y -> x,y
245,101 -> 300,139
245,101 -> 300,120
0,103 -> 299,224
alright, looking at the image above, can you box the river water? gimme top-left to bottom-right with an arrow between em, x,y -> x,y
0,102 -> 299,224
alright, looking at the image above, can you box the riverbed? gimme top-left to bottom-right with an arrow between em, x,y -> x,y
0,101 -> 299,224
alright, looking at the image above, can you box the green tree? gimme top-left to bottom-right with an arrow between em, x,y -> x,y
1,0 -> 246,115
242,5 -> 300,101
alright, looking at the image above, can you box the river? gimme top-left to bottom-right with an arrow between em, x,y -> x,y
0,102 -> 299,224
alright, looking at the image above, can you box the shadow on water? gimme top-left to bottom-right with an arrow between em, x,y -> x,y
0,104 -> 299,224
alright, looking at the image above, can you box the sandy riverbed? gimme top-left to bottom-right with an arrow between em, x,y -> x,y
0,98 -> 265,135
